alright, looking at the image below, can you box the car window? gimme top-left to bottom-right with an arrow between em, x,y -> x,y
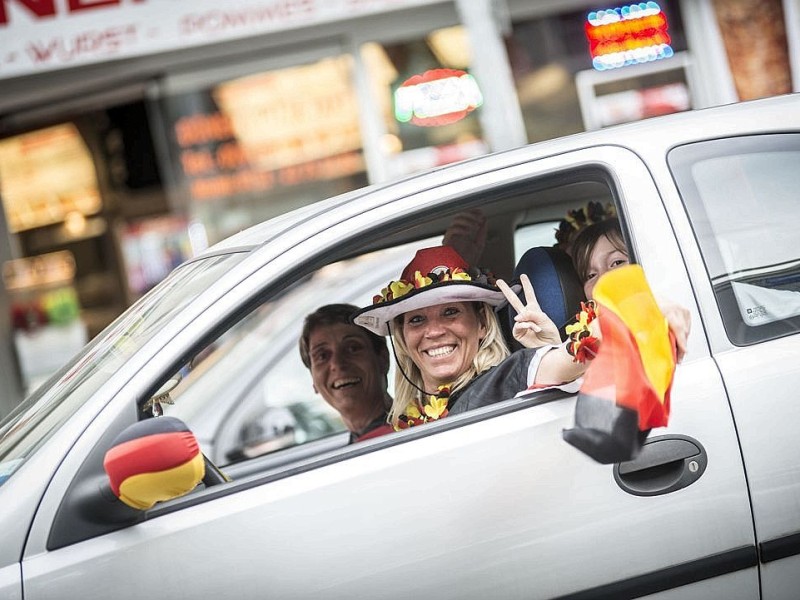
46,166 -> 643,551
164,221 -> 581,466
164,238 -> 432,465
669,134 -> 800,345
162,217 -> 602,467
513,221 -> 560,263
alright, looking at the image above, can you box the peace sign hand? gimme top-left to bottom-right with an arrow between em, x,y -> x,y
497,274 -> 562,348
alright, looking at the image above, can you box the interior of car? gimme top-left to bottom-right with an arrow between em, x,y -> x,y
47,165 -> 637,549
155,170 -> 621,472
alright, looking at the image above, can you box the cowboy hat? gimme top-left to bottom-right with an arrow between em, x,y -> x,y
352,246 -> 514,336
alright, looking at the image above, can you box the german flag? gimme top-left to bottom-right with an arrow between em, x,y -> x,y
103,416 -> 205,510
563,265 -> 676,464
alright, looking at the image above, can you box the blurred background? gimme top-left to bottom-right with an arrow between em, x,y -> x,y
0,0 -> 796,414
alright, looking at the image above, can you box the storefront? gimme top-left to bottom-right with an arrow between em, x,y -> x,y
0,0 -> 796,409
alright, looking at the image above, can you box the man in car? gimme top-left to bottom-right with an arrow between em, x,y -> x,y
299,304 -> 394,443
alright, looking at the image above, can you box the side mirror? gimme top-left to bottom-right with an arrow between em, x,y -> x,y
103,416 -> 205,510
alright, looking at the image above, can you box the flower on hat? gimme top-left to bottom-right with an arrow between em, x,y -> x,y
373,279 -> 415,304
414,271 -> 433,289
372,266 -> 473,305
555,201 -> 616,250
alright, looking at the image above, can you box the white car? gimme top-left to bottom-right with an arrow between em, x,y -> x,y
1,94 -> 799,600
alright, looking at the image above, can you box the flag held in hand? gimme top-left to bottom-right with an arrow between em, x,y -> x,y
563,264 -> 677,464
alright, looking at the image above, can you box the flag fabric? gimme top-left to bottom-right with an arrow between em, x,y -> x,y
104,416 -> 205,510
563,264 -> 677,464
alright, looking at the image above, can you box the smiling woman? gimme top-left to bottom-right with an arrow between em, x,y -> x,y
400,302 -> 487,390
569,217 -> 690,363
353,245 -> 586,429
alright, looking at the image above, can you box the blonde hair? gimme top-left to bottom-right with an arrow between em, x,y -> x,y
388,302 -> 509,426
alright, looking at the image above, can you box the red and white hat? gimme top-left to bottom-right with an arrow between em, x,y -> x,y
353,246 -> 514,336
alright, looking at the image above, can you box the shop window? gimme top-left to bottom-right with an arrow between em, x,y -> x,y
154,54 -> 369,246
0,123 -> 118,390
0,124 -> 102,234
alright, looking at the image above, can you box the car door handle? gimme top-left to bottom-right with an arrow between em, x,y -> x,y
614,434 -> 707,496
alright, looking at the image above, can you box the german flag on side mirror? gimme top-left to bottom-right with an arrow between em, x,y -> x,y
103,416 -> 205,510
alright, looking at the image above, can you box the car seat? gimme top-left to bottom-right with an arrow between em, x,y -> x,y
503,246 -> 586,350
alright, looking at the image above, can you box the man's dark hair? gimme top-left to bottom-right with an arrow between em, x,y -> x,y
299,304 -> 387,368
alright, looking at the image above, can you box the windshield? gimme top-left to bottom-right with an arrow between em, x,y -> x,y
0,252 -> 247,486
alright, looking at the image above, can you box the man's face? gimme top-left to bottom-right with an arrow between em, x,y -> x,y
307,323 -> 388,428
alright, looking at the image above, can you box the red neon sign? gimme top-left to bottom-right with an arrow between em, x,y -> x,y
394,68 -> 483,127
0,0 -> 146,27
585,2 -> 673,70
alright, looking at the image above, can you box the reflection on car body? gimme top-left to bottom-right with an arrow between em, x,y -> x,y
1,94 -> 800,599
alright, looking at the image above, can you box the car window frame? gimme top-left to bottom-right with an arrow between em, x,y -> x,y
147,164 -> 632,495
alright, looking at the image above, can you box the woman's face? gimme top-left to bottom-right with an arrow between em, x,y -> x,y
583,234 -> 630,299
401,302 -> 486,391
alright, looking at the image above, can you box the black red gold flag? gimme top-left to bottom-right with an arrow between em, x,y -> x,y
563,265 -> 676,464
103,416 -> 205,510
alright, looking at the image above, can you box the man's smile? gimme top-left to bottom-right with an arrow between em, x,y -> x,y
332,377 -> 361,389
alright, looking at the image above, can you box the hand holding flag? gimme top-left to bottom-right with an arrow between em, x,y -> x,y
563,265 -> 678,464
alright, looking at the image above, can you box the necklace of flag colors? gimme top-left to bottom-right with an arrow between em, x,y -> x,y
566,301 -> 601,363
395,385 -> 452,430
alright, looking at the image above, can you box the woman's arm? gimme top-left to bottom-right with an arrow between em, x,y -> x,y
535,343 -> 588,385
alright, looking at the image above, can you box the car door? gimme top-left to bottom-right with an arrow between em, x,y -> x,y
668,133 -> 800,600
20,147 -> 758,599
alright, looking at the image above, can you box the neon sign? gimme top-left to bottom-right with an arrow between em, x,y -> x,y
585,2 -> 673,71
394,68 -> 483,127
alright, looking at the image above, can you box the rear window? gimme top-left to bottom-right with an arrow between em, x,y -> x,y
669,134 -> 800,345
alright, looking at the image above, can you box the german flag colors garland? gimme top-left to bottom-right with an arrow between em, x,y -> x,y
395,385 -> 451,430
565,301 -> 600,363
373,268 -> 471,304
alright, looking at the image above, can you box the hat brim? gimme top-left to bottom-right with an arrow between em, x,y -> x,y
352,280 -> 517,336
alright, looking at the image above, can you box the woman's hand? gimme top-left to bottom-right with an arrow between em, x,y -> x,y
658,300 -> 691,363
497,274 -> 562,348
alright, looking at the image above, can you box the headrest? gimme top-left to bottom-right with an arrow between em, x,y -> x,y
510,246 -> 585,336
